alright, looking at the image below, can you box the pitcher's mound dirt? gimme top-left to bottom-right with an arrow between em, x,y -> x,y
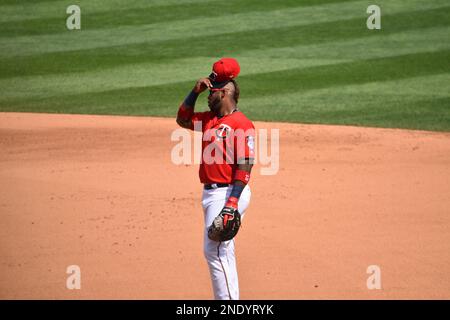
0,112 -> 449,299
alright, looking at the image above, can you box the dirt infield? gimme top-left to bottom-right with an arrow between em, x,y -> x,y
0,112 -> 449,299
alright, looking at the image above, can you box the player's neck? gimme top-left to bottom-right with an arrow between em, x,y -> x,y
218,103 -> 238,118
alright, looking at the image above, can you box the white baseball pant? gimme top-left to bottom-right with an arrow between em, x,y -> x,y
202,184 -> 251,300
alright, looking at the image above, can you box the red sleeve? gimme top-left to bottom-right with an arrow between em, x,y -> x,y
177,103 -> 211,131
189,111 -> 211,131
235,121 -> 255,162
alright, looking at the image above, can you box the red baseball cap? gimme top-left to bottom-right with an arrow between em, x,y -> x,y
209,58 -> 240,82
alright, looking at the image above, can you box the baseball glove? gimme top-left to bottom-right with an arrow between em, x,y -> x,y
208,206 -> 241,242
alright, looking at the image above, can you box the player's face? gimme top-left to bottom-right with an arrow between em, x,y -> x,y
208,89 -> 223,113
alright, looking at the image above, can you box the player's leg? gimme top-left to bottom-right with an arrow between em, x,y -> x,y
202,186 -> 251,300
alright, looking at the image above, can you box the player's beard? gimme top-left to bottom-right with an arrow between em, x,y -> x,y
208,95 -> 222,115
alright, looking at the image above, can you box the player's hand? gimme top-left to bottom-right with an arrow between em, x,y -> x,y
221,196 -> 239,227
193,78 -> 212,94
224,196 -> 238,210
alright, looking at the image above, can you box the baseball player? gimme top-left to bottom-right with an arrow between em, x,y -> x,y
176,58 -> 255,300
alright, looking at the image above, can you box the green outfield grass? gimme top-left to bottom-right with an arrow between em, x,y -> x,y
0,0 -> 449,131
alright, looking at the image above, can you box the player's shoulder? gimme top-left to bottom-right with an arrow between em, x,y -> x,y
198,110 -> 215,118
231,110 -> 254,129
193,110 -> 215,122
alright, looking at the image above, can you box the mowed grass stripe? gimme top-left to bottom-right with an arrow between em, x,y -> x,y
1,0 -> 447,58
242,73 -> 450,115
1,26 -> 447,101
240,73 -> 450,131
238,50 -> 450,98
1,6 -> 448,79
1,50 -> 448,117
244,94 -> 450,132
0,0 -> 217,23
7,72 -> 448,112
1,57 -> 346,101
243,26 -> 450,60
0,0 -> 345,37
1,0 -> 73,5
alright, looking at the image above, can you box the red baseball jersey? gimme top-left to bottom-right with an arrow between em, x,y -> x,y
189,110 -> 255,184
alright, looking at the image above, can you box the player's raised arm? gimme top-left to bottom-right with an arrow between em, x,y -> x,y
176,77 -> 212,129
